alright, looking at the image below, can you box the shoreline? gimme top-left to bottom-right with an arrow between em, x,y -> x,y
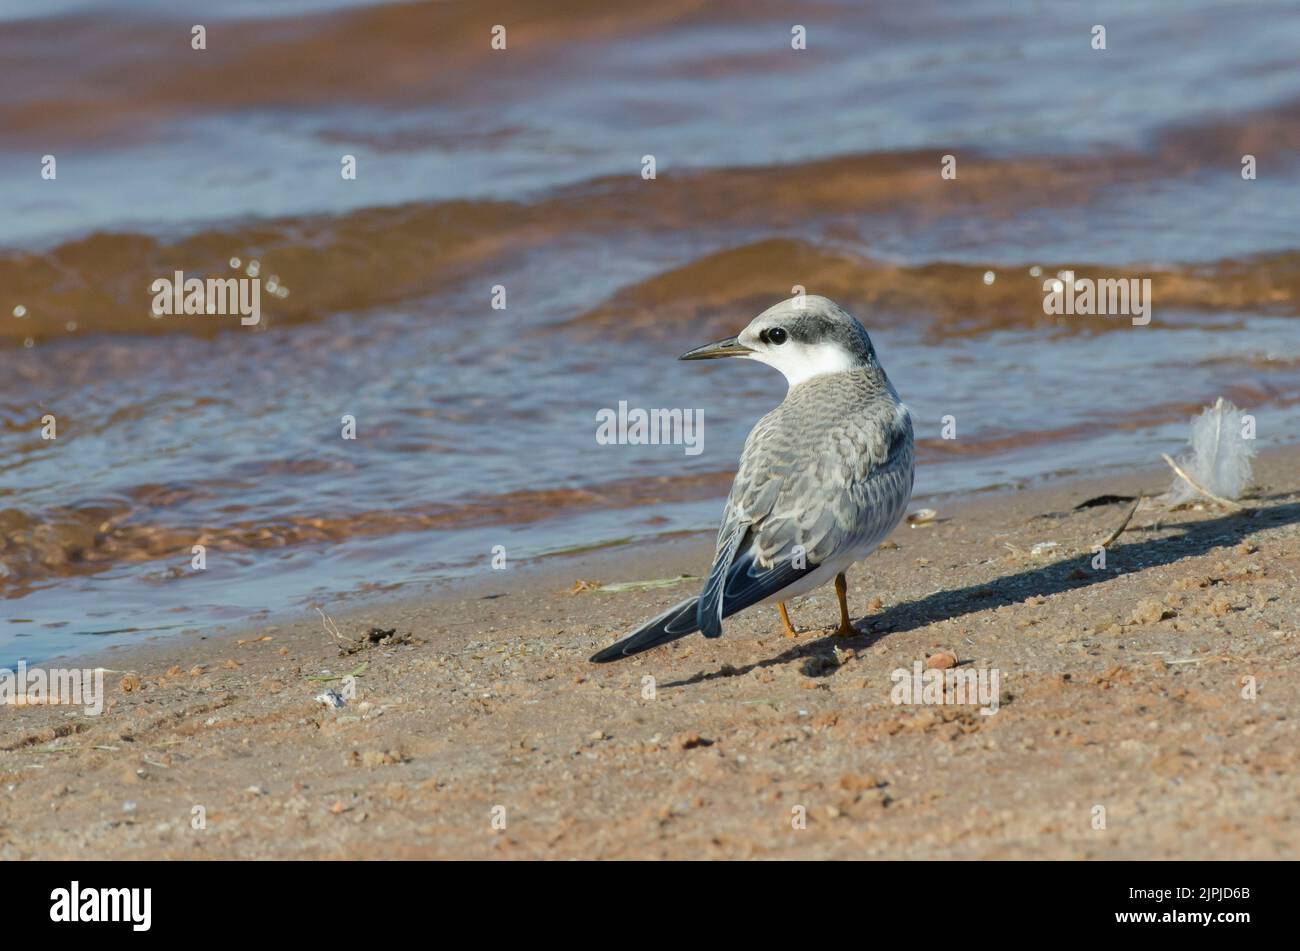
3,448 -> 1298,858
27,452 -> 1242,673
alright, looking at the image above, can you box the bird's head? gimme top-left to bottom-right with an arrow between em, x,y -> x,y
679,295 -> 877,388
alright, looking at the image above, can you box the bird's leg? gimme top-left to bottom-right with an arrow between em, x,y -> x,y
833,572 -> 856,636
777,602 -> 799,638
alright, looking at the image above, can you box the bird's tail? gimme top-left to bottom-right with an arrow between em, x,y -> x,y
588,597 -> 700,663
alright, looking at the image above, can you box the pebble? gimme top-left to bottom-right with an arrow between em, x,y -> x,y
315,689 -> 346,709
1130,600 -> 1174,624
926,650 -> 958,670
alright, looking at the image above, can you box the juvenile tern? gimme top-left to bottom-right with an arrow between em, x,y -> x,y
590,295 -> 914,663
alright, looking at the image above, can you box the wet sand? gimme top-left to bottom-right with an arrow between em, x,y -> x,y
3,449 -> 1298,859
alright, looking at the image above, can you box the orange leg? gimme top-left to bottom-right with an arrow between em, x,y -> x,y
833,572 -> 856,636
777,602 -> 799,638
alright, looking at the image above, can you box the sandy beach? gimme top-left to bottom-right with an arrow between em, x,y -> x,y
3,448 -> 1297,860
3,0 -> 1298,879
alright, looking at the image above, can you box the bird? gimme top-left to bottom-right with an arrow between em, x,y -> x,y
590,295 -> 914,663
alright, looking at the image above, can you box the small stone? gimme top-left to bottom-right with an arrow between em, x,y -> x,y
926,650 -> 958,670
800,654 -> 838,676
1130,600 -> 1174,624
315,689 -> 345,709
1207,595 -> 1233,617
838,774 -> 884,792
354,749 -> 402,768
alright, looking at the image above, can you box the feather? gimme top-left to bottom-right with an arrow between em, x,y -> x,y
1167,397 -> 1256,504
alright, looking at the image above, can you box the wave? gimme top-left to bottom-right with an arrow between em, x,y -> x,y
10,371 -> 1300,595
0,0 -> 747,148
563,238 -> 1300,339
4,134 -> 1299,349
0,468 -> 735,596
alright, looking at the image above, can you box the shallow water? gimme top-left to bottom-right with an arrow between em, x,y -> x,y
2,0 -> 1299,662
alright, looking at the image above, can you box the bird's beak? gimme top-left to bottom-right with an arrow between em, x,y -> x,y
679,335 -> 753,360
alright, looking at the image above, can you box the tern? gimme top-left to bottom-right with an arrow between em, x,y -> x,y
590,295 -> 914,663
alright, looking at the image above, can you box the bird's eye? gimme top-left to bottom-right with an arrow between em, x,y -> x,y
764,327 -> 788,346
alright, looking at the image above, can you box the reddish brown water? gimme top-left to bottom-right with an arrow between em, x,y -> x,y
3,0 -> 1300,661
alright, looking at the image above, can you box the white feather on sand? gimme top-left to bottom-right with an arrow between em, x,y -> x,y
1167,397 -> 1256,504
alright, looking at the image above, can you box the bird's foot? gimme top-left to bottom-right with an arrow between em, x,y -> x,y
777,602 -> 799,638
832,572 -> 857,637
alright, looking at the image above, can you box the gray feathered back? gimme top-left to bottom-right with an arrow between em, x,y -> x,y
719,369 -> 913,566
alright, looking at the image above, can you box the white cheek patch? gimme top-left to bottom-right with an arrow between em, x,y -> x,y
751,342 -> 857,388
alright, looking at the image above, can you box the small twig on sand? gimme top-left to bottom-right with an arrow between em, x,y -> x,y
316,606 -> 357,647
1140,650 -> 1245,665
1092,497 -> 1142,550
1160,453 -> 1246,511
306,661 -> 369,683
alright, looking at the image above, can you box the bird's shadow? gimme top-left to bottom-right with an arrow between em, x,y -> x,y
660,500 -> 1300,689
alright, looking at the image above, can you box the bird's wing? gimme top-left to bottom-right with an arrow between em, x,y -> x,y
696,523 -> 819,637
697,516 -> 749,636
696,388 -> 914,637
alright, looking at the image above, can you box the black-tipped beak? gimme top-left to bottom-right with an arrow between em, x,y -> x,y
679,335 -> 752,360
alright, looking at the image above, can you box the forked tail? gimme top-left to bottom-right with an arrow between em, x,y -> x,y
588,597 -> 700,663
